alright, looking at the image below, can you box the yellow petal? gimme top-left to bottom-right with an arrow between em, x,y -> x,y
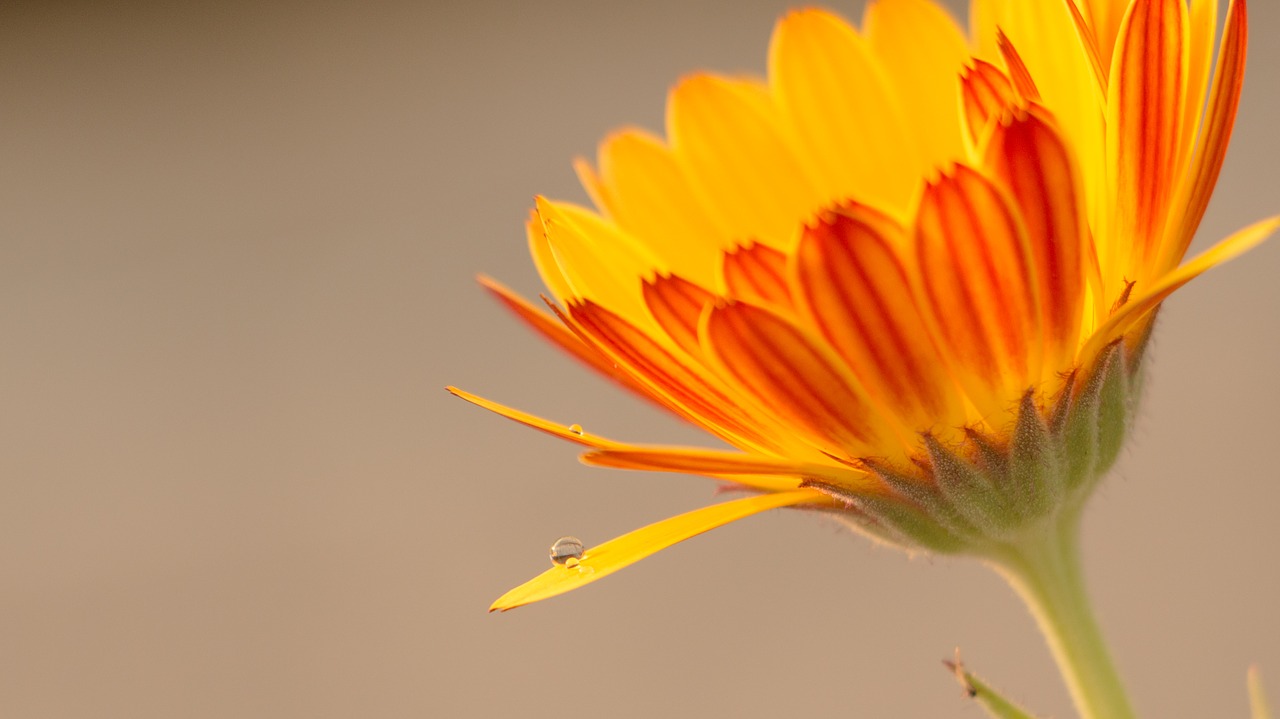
863,0 -> 969,172
667,74 -> 819,248
576,128 -> 727,286
447,386 -> 619,449
489,489 -> 830,611
769,8 -> 917,213
535,197 -> 663,333
1079,215 -> 1280,364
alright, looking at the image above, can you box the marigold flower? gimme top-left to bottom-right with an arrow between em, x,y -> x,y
450,0 -> 1276,621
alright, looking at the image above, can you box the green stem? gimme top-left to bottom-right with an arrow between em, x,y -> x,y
988,512 -> 1136,719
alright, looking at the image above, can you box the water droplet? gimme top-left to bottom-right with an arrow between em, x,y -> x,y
549,536 -> 585,566
568,424 -> 583,436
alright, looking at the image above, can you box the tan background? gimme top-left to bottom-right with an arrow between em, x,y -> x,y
1,1 -> 1277,717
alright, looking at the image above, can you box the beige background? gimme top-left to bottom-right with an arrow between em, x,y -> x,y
1,1 -> 1277,717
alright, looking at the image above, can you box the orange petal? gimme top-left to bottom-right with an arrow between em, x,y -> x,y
915,165 -> 1041,416
793,204 -> 964,432
703,301 -> 905,458
960,60 -> 1018,149
478,275 -> 657,403
1163,0 -> 1246,271
489,489 -> 831,611
722,242 -> 793,308
996,29 -> 1042,101
1105,0 -> 1189,284
567,300 -> 788,456
768,8 -> 917,212
667,74 -> 819,248
983,111 -> 1089,371
642,273 -> 716,360
581,447 -> 869,491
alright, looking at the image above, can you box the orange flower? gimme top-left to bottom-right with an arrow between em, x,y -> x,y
450,0 -> 1276,612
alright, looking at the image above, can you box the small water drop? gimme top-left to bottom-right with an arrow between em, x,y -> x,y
568,424 -> 583,436
549,536 -> 585,566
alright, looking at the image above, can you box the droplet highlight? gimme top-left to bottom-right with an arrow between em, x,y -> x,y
568,424 -> 583,436
549,536 -> 585,566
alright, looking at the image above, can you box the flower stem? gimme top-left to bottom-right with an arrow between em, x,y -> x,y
988,512 -> 1136,719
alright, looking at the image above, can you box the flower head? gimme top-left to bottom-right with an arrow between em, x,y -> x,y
450,0 -> 1276,611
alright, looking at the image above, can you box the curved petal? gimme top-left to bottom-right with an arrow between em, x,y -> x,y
863,0 -> 969,171
667,74 -> 819,248
478,275 -> 657,403
769,8 -> 917,213
915,165 -> 1042,420
576,128 -> 728,286
489,489 -> 832,611
1079,215 -> 1280,364
1162,0 -> 1247,272
794,204 -> 965,432
722,241 -> 793,308
703,301 -> 908,458
983,110 -> 1090,371
1105,0 -> 1189,287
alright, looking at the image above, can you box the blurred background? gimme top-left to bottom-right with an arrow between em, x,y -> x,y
1,1 -> 1277,717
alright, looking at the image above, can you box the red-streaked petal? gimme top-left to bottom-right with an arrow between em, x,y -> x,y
722,242 -> 793,308
642,273 -> 716,360
1066,0 -> 1110,92
983,111 -> 1089,369
997,30 -> 1042,101
1163,0 -> 1247,270
489,489 -> 833,611
703,301 -> 905,458
794,204 -> 963,431
915,165 -> 1041,414
567,300 -> 788,456
478,275 -> 656,402
582,447 -> 871,491
960,60 -> 1019,148
1106,0 -> 1189,282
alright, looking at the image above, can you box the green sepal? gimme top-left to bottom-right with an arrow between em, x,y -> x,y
1009,390 -> 1062,518
1093,341 -> 1133,484
802,479 -> 967,553
1061,346 -> 1105,494
943,659 -> 1042,719
923,434 -> 1017,532
862,458 -> 982,540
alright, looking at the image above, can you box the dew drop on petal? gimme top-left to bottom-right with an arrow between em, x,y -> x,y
568,424 -> 583,436
549,536 -> 585,566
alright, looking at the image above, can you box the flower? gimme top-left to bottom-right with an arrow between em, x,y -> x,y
450,0 -> 1276,613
